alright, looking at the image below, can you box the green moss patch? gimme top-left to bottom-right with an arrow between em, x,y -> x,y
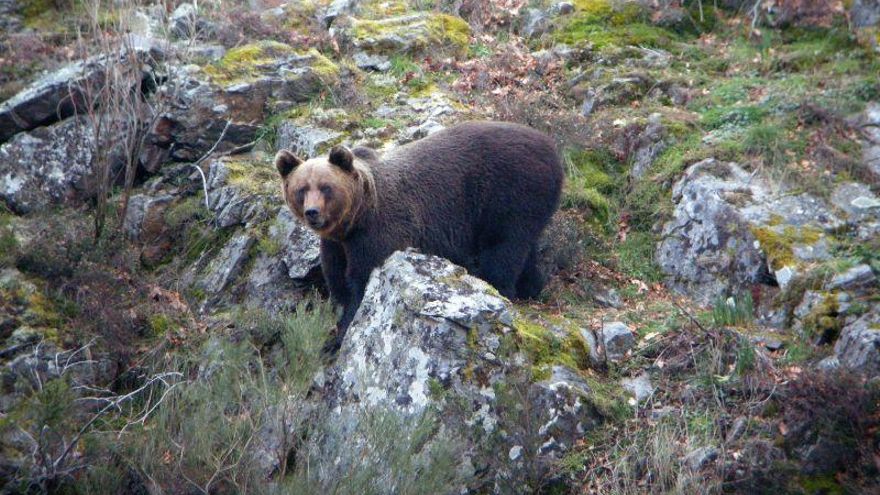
204,42 -> 339,86
223,155 -> 279,196
351,13 -> 470,56
513,314 -> 591,378
555,1 -> 677,50
751,225 -> 823,271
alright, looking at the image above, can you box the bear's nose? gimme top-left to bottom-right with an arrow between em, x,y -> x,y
304,208 -> 320,221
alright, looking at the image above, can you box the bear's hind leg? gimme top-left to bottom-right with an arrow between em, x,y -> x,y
515,244 -> 544,299
478,240 -> 531,299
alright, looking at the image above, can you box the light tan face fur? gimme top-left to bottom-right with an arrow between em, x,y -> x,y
281,158 -> 357,239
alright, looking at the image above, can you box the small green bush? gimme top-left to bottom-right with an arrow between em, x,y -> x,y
712,293 -> 755,327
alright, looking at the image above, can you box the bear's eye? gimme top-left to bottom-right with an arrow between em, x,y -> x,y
295,187 -> 306,203
320,185 -> 332,196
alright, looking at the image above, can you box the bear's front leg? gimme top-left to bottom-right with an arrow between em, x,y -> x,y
320,239 -> 350,307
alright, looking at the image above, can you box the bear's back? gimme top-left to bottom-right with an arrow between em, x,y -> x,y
362,121 -> 563,260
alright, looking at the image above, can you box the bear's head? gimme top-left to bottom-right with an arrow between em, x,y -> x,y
276,145 -> 375,240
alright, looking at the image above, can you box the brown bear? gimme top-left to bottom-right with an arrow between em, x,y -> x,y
276,121 -> 563,344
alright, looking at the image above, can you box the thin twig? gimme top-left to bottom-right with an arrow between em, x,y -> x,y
670,297 -> 709,334
190,119 -> 232,209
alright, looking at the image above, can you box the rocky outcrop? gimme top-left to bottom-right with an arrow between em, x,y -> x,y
0,117 -> 95,214
0,35 -> 165,144
271,209 -> 321,282
340,12 -> 470,57
276,123 -> 343,157
657,159 -> 843,303
323,250 -> 614,492
153,42 -> 339,161
832,308 -> 880,376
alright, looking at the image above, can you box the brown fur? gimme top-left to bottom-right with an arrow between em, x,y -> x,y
276,121 -> 563,346
278,148 -> 376,239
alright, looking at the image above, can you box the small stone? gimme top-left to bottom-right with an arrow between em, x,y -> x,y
602,322 -> 635,361
353,52 -> 392,72
580,89 -> 597,117
578,328 -> 604,367
818,356 -> 840,371
762,338 -> 784,352
775,266 -> 797,290
683,446 -> 719,471
727,416 -> 748,442
593,287 -> 623,309
509,445 -> 523,461
621,373 -> 654,402
170,3 -> 215,40
649,406 -> 676,420
553,2 -> 575,15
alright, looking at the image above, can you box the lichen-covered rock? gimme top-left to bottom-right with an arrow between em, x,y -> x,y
342,12 -> 470,56
0,117 -> 94,213
831,182 -> 880,241
621,372 -> 654,403
833,308 -> 880,376
352,51 -> 392,71
657,159 -> 841,303
602,321 -> 635,361
325,249 -> 611,492
276,123 -> 344,157
198,233 -> 255,296
206,155 -> 275,228
153,43 -> 339,161
825,264 -> 877,294
852,0 -> 880,28
630,112 -> 666,179
322,0 -> 358,27
0,36 -> 165,144
522,8 -> 551,38
271,209 -> 321,282
123,193 -> 175,241
169,2 -> 215,40
858,102 -> 880,182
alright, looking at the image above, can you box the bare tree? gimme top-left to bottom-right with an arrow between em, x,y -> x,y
71,0 -> 174,240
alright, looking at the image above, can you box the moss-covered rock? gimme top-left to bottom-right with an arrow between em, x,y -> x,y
346,12 -> 470,56
204,41 -> 340,87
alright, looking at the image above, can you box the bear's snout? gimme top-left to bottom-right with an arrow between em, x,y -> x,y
304,207 -> 320,222
304,208 -> 324,228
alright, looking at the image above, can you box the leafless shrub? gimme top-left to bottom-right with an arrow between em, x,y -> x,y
70,0 -> 180,240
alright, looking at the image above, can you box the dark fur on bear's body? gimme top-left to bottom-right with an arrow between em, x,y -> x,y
278,121 -> 563,341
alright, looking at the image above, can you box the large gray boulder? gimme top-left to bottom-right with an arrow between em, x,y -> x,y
0,117 -> 94,214
657,159 -> 842,303
833,308 -> 880,377
851,0 -> 880,28
324,249 -> 613,492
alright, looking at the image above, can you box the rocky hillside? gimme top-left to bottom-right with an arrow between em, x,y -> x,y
1,0 -> 879,493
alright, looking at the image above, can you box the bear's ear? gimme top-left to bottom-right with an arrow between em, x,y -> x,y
328,145 -> 354,173
275,149 -> 303,178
